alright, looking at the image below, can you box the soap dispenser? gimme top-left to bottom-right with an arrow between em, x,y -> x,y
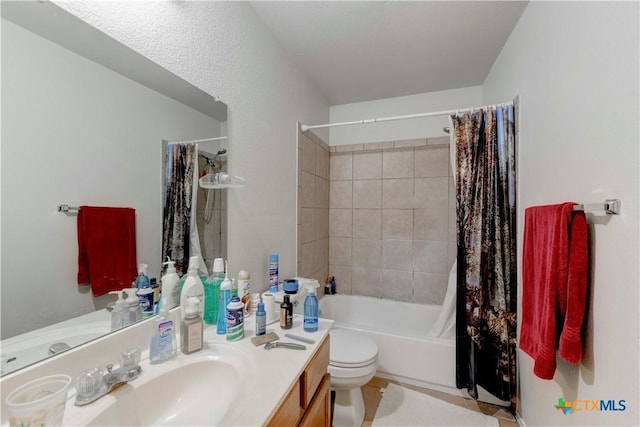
122,287 -> 142,327
181,297 -> 203,354
109,290 -> 127,331
180,265 -> 205,320
158,258 -> 180,313
150,307 -> 176,364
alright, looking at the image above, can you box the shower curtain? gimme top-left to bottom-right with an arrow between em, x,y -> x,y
162,142 -> 207,276
450,103 -> 517,404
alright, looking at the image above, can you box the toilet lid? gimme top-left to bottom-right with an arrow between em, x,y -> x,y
329,329 -> 378,367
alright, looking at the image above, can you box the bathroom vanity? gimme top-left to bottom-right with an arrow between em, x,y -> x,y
0,311 -> 333,426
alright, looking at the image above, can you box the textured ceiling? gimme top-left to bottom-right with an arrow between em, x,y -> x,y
251,1 -> 528,105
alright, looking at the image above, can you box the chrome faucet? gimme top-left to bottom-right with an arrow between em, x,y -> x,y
74,348 -> 142,406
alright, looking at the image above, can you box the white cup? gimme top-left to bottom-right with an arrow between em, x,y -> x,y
5,374 -> 71,427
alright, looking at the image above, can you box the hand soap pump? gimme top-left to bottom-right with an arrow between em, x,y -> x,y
158,257 -> 179,313
109,290 -> 126,331
303,281 -> 319,332
123,288 -> 142,327
216,262 -> 233,335
180,265 -> 205,320
150,306 -> 177,364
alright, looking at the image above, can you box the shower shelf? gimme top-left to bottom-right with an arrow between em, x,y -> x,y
199,172 -> 247,189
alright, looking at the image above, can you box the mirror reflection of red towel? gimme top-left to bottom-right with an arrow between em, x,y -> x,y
520,202 -> 589,380
77,206 -> 137,296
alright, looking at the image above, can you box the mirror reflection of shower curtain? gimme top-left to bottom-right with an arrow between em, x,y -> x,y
162,142 -> 207,276
450,103 -> 517,405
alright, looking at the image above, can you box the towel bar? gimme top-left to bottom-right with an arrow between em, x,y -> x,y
57,204 -> 80,213
572,199 -> 620,215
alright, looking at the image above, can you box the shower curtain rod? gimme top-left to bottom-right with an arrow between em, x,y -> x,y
300,101 -> 514,132
166,136 -> 228,144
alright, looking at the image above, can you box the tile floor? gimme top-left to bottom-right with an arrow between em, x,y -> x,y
361,377 -> 519,427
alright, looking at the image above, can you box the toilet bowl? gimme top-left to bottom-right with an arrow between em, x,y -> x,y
328,328 -> 378,427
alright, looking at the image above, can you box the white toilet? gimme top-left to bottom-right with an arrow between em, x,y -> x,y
328,328 -> 379,427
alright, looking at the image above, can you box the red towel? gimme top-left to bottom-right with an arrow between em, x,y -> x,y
520,202 -> 589,379
77,206 -> 137,297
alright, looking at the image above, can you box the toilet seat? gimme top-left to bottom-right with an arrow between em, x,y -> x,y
329,329 -> 378,368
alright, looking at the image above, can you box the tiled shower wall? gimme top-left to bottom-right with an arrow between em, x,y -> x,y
296,131 -> 456,305
196,155 -> 227,271
297,127 -> 330,285
328,137 -> 456,305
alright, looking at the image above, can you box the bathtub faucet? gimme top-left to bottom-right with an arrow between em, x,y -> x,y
74,348 -> 142,406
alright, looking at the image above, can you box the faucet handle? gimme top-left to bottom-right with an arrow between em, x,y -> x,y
120,348 -> 140,371
76,367 -> 103,399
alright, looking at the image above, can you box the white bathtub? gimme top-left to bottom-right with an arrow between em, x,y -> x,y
318,293 -> 509,406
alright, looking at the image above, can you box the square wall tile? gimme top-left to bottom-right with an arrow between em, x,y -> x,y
353,151 -> 382,180
352,238 -> 381,268
413,240 -> 448,274
330,153 -> 353,181
330,180 -> 352,208
383,148 -> 414,179
300,171 -> 315,208
329,237 -> 352,266
414,177 -> 449,209
414,208 -> 449,241
299,208 -> 315,244
382,178 -> 414,209
315,237 -> 329,273
300,134 -> 315,173
330,208 -> 352,237
353,209 -> 381,239
353,180 -> 382,208
413,272 -> 448,304
381,209 -> 413,240
381,240 -> 413,271
365,141 -> 394,150
381,270 -> 414,301
415,146 -> 449,178
315,176 -> 329,208
394,138 -> 427,148
351,267 -> 381,298
316,143 -> 330,179
300,242 -> 315,278
315,208 -> 329,240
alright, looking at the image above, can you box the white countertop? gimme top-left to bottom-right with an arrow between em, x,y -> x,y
56,313 -> 333,426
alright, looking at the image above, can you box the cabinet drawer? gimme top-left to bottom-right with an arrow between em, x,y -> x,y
266,379 -> 302,427
300,335 -> 329,409
299,374 -> 331,427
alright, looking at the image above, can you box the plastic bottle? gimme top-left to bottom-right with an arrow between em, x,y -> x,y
280,294 -> 292,330
269,253 -> 279,293
216,264 -> 233,335
204,258 -> 224,325
150,307 -> 177,364
108,290 -> 127,331
255,302 -> 266,336
122,287 -> 142,327
178,256 -> 209,305
226,296 -> 244,341
181,297 -> 203,354
180,265 -> 205,320
135,264 -> 154,318
237,270 -> 251,315
157,258 -> 180,313
303,281 -> 319,332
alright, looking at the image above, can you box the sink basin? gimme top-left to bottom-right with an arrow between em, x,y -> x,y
79,344 -> 256,426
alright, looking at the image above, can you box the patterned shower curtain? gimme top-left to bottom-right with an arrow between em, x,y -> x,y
162,143 -> 196,276
451,104 -> 517,404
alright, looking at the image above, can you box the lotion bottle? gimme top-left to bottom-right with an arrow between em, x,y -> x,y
181,297 -> 203,354
158,258 -> 180,313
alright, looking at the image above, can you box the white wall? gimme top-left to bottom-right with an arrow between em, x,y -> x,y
329,86 -> 482,145
1,19 -> 218,338
54,2 -> 330,289
483,2 -> 639,426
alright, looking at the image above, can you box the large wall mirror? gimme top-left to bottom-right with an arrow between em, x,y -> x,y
1,1 -> 227,376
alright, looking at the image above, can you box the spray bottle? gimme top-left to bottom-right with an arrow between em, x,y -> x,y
303,280 -> 320,332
